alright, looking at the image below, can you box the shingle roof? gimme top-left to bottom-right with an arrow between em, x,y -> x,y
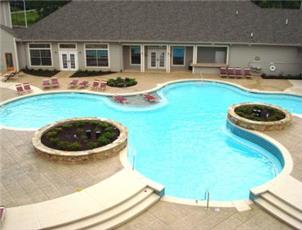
15,0 -> 302,46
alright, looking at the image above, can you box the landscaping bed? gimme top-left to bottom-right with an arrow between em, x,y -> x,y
22,67 -> 59,77
41,120 -> 120,151
261,73 -> 302,80
107,77 -> 137,87
234,104 -> 286,122
70,70 -> 115,78
228,103 -> 292,131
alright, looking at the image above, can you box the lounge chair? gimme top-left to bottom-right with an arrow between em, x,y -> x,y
244,68 -> 252,79
235,68 -> 243,79
227,67 -> 236,78
220,67 -> 227,78
69,78 -> 79,88
23,83 -> 32,93
99,81 -> 107,91
51,77 -> 60,88
42,79 -> 51,89
78,80 -> 89,89
91,80 -> 100,90
113,95 -> 128,104
15,84 -> 25,95
143,94 -> 158,102
2,69 -> 18,82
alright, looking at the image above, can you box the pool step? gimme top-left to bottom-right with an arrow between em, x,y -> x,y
261,192 -> 302,221
51,187 -> 159,230
254,197 -> 302,229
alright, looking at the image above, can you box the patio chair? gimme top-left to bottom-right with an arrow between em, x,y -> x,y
143,94 -> 158,103
219,67 -> 227,78
42,79 -> 51,89
23,83 -> 33,93
235,68 -> 243,79
15,84 -> 25,95
2,69 -> 18,82
99,81 -> 107,91
227,67 -> 236,78
69,78 -> 79,88
113,95 -> 128,104
243,68 -> 252,79
51,77 -> 60,88
78,80 -> 89,89
91,80 -> 100,90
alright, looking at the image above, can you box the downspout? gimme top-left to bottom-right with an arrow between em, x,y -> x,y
13,38 -> 20,71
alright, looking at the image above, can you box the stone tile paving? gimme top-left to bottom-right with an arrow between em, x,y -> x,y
118,202 -> 291,230
0,129 -> 122,207
265,116 -> 302,181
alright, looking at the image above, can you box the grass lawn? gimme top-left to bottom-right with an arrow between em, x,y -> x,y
11,9 -> 40,26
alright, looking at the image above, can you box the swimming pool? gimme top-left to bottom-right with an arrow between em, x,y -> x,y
1,81 -> 302,201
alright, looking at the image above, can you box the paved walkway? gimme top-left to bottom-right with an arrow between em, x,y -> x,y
0,129 -> 122,207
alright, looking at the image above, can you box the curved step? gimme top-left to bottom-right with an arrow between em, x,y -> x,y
88,194 -> 160,230
53,187 -> 156,230
254,198 -> 302,229
262,193 -> 302,221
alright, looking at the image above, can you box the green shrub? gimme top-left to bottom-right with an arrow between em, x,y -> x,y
87,142 -> 98,149
103,131 -> 115,140
49,137 -> 59,145
68,142 -> 81,151
46,131 -> 58,138
57,141 -> 70,150
61,123 -> 73,129
107,77 -> 137,88
97,136 -> 111,146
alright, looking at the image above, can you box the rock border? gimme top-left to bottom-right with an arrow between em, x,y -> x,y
228,103 -> 292,131
32,117 -> 127,163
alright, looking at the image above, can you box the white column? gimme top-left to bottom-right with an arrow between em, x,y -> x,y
140,44 -> 145,72
193,45 -> 197,65
166,45 -> 170,73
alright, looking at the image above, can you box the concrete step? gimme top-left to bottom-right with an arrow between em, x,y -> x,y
254,198 -> 302,229
88,193 -> 160,230
56,187 -> 157,230
262,192 -> 302,221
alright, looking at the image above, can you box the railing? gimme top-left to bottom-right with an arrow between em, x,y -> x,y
204,190 -> 210,209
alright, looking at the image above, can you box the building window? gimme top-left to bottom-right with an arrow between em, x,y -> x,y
85,44 -> 109,67
197,47 -> 227,64
172,47 -> 185,65
29,43 -> 52,66
130,46 -> 141,65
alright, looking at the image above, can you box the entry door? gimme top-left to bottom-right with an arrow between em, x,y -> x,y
148,49 -> 166,69
59,51 -> 78,71
5,53 -> 14,71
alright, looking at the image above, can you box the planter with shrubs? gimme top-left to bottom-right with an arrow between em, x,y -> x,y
107,77 -> 137,87
32,117 -> 127,162
228,103 -> 292,131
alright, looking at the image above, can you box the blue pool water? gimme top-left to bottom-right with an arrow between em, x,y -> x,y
1,82 -> 302,201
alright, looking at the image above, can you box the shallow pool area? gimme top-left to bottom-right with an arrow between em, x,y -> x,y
1,81 -> 302,201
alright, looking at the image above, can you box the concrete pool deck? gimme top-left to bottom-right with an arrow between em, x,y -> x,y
0,72 -> 301,229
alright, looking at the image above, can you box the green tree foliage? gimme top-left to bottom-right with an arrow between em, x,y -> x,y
252,0 -> 301,9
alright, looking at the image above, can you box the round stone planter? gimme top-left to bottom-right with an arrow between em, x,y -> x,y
227,103 -> 292,131
32,117 -> 127,163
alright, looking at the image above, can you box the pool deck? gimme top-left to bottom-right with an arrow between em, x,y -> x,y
0,72 -> 301,229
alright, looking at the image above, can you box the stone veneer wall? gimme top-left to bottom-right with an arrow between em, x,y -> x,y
32,117 -> 127,163
227,103 -> 292,131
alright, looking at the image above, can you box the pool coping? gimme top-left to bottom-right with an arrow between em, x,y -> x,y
0,79 -> 299,208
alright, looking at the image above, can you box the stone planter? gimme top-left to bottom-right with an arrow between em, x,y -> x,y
32,117 -> 127,163
228,103 -> 292,131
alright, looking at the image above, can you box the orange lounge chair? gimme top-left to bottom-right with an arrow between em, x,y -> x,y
51,77 -> 60,88
23,83 -> 32,93
113,96 -> 128,104
143,94 -> 158,102
15,84 -> 25,95
69,78 -> 79,88
42,79 -> 51,89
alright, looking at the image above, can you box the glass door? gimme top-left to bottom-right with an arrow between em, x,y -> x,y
59,51 -> 78,71
158,50 -> 165,69
148,48 -> 166,69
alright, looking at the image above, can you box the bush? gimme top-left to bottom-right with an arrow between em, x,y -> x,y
68,142 -> 81,151
22,67 -> 59,77
46,131 -> 58,138
87,142 -> 98,149
107,77 -> 137,88
97,136 -> 111,146
70,70 -> 115,78
103,131 -> 115,140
